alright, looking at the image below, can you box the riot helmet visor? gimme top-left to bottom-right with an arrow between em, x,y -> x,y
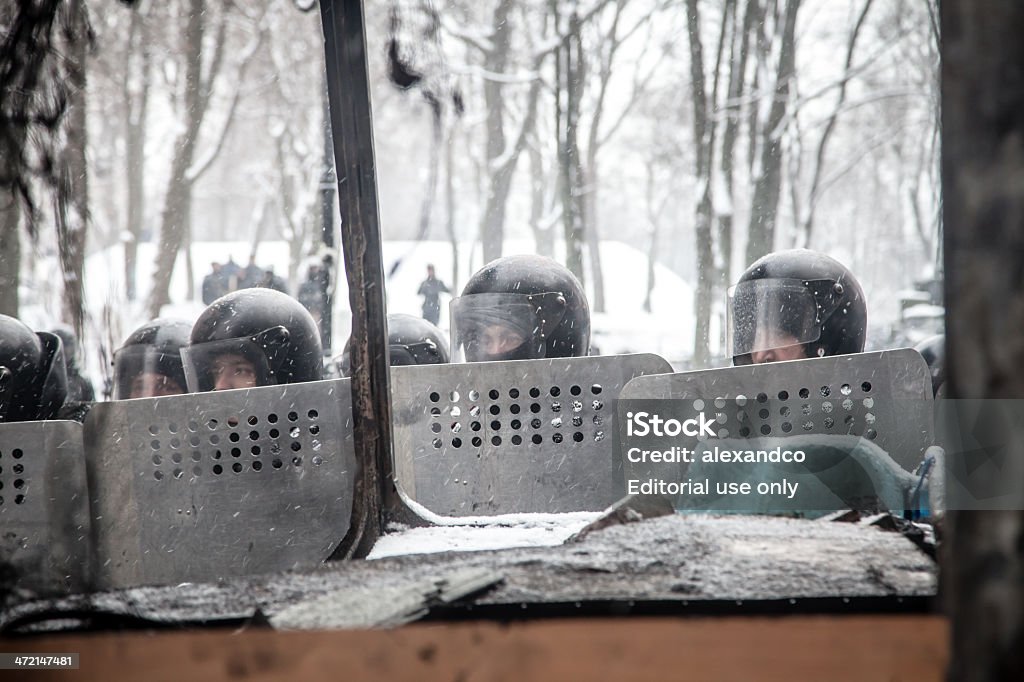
450,292 -> 567,362
113,345 -> 188,399
728,279 -> 842,357
181,326 -> 288,392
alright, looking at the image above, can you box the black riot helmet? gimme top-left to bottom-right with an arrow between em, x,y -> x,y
183,288 -> 323,392
729,249 -> 867,366
914,334 -> 945,397
0,314 -> 67,422
452,255 -> 590,362
112,318 -> 192,399
336,313 -> 449,376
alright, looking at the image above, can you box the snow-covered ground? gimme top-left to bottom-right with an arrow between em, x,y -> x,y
367,509 -> 601,559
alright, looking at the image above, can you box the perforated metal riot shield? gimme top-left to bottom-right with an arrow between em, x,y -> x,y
85,379 -> 356,590
0,421 -> 92,595
391,354 -> 673,516
618,348 -> 934,510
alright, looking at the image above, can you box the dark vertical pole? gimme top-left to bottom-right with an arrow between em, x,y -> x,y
942,2 -> 1024,680
320,0 -> 393,558
319,73 -> 336,352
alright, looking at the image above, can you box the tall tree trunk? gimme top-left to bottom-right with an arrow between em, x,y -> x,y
558,9 -> 586,285
123,2 -> 150,302
58,0 -> 90,337
745,0 -> 800,265
686,0 -> 730,365
480,0 -> 514,263
685,0 -> 713,366
184,221 -> 195,300
417,96 -> 443,243
720,0 -> 755,292
528,137 -> 554,255
942,2 -> 1024,680
147,0 -> 204,318
0,190 -> 20,318
445,118 -> 460,293
642,161 -> 662,314
583,163 -> 605,311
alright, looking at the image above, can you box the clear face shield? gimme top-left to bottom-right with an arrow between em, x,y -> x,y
727,279 -> 836,360
112,345 -> 188,399
450,292 -> 567,363
180,326 -> 289,393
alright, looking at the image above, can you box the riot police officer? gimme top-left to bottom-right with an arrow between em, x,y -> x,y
183,288 -> 322,392
112,318 -> 192,399
451,255 -> 591,362
0,314 -> 67,422
728,249 -> 867,365
335,313 -> 449,377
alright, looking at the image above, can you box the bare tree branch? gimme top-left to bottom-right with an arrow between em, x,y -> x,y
185,19 -> 264,182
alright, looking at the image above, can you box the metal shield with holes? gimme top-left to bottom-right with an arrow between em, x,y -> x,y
618,348 -> 934,488
84,379 -> 356,590
391,353 -> 673,516
0,421 -> 92,595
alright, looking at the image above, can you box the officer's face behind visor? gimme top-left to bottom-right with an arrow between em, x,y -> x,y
181,334 -> 278,392
113,346 -> 187,399
450,292 -> 566,363
728,279 -> 825,364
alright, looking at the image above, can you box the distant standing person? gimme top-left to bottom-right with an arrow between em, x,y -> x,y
221,256 -> 242,291
202,262 -> 227,305
258,266 -> 288,294
417,264 -> 449,326
238,256 -> 264,290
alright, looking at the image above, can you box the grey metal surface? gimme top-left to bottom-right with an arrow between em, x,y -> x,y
0,421 -> 91,595
392,354 -> 673,516
619,349 -> 933,473
84,378 -> 356,590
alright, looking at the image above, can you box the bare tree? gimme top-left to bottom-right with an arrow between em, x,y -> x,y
54,0 -> 92,337
445,0 -> 610,264
798,0 -> 874,246
478,0 -> 517,262
122,2 -> 152,302
579,0 -> 666,312
147,0 -> 263,317
718,0 -> 757,291
642,158 -> 672,313
555,5 -> 587,283
745,0 -> 801,264
685,0 -> 732,365
0,192 -> 19,317
444,115 -> 461,291
0,0 -> 85,318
